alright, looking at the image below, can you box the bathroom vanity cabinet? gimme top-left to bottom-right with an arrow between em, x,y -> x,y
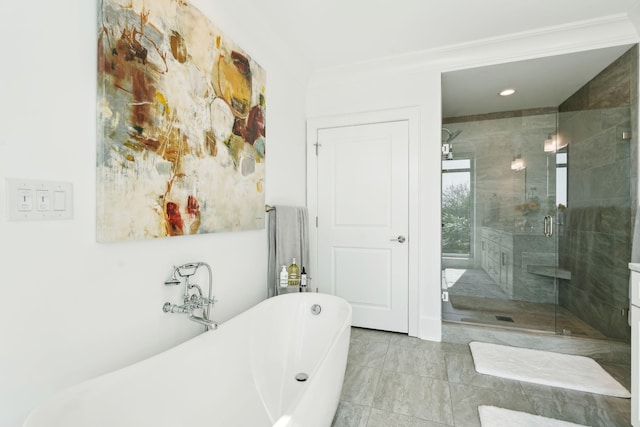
481,227 -> 513,296
480,226 -> 556,303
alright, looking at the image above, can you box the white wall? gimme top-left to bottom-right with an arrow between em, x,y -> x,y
306,15 -> 639,341
0,1 -> 308,426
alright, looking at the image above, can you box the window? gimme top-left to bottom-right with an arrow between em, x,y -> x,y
442,159 -> 472,256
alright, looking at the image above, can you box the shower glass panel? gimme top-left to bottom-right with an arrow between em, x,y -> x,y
556,105 -> 633,342
441,106 -> 635,341
441,44 -> 637,343
441,113 -> 560,334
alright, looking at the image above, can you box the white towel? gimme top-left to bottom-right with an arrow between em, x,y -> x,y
267,206 -> 309,297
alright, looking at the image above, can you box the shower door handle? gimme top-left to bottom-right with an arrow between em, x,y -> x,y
543,215 -> 553,237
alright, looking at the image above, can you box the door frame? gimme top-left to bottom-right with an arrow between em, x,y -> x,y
307,107 -> 421,337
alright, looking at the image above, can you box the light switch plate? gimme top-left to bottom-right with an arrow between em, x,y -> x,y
6,178 -> 73,221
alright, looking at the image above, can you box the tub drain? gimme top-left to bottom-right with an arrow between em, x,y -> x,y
295,373 -> 309,382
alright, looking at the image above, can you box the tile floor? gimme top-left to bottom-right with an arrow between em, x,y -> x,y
331,327 -> 631,427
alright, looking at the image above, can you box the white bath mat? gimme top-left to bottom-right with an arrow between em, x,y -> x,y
478,405 -> 589,427
469,342 -> 630,398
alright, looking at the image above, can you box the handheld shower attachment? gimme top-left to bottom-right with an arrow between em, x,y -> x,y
164,267 -> 181,286
164,262 -> 203,285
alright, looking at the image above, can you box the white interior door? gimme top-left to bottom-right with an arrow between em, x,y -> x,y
316,120 -> 409,332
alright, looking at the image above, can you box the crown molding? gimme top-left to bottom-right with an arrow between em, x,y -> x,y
309,13 -> 639,87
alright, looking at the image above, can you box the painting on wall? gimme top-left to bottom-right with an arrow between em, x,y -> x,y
97,0 -> 266,242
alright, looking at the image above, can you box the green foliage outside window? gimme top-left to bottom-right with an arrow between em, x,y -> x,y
442,182 -> 470,254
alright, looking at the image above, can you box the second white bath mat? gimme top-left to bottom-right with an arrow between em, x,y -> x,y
478,406 -> 589,427
469,342 -> 630,398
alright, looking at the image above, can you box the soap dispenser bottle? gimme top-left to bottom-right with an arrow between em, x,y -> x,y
279,265 -> 288,288
287,257 -> 300,286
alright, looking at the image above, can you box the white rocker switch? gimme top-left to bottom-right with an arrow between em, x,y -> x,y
53,191 -> 66,211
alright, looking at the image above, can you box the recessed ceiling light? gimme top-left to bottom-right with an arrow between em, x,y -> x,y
500,88 -> 516,97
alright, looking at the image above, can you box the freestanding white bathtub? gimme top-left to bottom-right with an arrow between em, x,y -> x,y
24,292 -> 352,427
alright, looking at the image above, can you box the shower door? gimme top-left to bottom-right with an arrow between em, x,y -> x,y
441,113 -> 561,334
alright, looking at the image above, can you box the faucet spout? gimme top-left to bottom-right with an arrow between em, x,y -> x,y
188,283 -> 203,298
189,313 -> 218,330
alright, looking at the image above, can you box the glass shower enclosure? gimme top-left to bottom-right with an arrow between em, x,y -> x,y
441,108 -> 635,341
441,112 -> 563,335
441,45 -> 637,343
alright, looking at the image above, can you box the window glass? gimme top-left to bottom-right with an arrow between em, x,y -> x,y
442,159 -> 472,256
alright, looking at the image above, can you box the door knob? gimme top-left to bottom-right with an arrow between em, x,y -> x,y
390,235 -> 406,243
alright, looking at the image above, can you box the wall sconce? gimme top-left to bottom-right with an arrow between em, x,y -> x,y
544,133 -> 568,152
511,155 -> 525,171
544,134 -> 557,153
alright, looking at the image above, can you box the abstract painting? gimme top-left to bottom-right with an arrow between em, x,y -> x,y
97,0 -> 266,242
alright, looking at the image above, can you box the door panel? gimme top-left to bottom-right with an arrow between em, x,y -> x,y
317,120 -> 409,332
334,247 -> 391,307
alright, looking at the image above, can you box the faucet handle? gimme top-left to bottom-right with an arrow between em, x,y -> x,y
163,302 -> 190,314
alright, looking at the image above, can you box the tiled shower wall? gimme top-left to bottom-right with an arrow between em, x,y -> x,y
557,45 -> 638,342
443,111 -> 558,269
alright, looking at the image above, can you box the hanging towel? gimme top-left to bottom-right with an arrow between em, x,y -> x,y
267,206 -> 310,297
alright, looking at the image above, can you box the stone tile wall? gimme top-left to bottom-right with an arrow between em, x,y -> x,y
557,45 -> 637,342
442,113 -> 557,267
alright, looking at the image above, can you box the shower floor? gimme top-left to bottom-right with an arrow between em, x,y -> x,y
442,268 -> 607,339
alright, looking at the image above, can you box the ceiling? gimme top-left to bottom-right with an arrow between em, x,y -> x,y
249,0 -> 638,116
441,44 -> 634,118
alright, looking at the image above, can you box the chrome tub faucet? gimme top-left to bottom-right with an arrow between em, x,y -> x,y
163,262 -> 218,330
